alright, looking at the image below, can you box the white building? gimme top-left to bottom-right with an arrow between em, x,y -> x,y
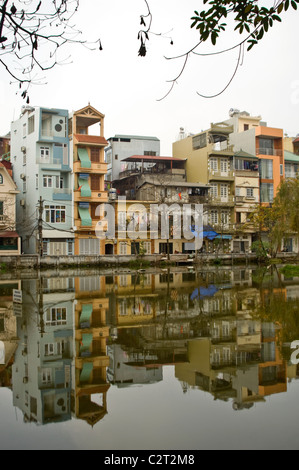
105,134 -> 160,183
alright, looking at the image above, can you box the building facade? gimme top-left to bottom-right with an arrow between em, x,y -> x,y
11,106 -> 74,255
69,104 -> 108,256
105,134 -> 160,183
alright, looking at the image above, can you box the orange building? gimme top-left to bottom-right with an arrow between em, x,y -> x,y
69,105 -> 108,255
255,126 -> 284,204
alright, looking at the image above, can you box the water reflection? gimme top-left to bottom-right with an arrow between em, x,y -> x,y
1,265 -> 299,433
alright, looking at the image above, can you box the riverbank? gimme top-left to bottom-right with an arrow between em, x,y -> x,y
0,251 -> 298,272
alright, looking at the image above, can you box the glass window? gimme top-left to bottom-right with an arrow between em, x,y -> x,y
260,159 -> 273,179
210,158 -> 218,170
259,138 -> 274,155
260,183 -> 273,203
44,205 -> 66,223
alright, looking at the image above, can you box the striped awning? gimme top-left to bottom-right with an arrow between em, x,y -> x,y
78,177 -> 91,197
78,206 -> 92,227
78,148 -> 91,169
80,362 -> 93,383
79,304 -> 93,327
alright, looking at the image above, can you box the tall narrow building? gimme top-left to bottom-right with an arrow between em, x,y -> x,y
11,106 -> 74,255
69,105 -> 108,256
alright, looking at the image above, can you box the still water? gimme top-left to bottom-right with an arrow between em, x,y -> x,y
0,264 -> 299,450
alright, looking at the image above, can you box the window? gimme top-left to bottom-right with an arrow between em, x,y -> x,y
28,115 -> 35,134
23,123 -> 26,137
220,184 -> 228,198
260,159 -> 273,179
36,174 -> 39,189
210,183 -> 218,197
260,183 -> 274,203
90,148 -> 100,163
246,188 -> 254,198
41,368 -> 52,384
23,180 -> 26,192
0,175 -> 3,185
220,211 -> 229,224
244,124 -> 249,131
235,187 -> 241,196
144,151 -> 157,156
40,146 -> 50,160
220,159 -> 228,173
115,154 -> 118,160
23,153 -> 26,165
44,175 -> 63,189
43,175 -> 53,188
210,210 -> 218,224
46,307 -> 67,326
44,205 -> 66,223
67,240 -> 73,256
259,138 -> 274,155
45,343 -> 55,356
210,157 -> 218,171
119,242 -> 127,255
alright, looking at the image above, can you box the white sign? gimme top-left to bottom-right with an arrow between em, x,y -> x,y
13,289 -> 22,304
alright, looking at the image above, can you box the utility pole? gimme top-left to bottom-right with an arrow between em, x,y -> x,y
38,196 -> 44,257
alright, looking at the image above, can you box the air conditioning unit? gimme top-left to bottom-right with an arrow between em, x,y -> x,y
20,199 -> 25,206
20,173 -> 26,180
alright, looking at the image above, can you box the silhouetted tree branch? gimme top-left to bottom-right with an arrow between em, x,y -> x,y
0,0 -> 101,100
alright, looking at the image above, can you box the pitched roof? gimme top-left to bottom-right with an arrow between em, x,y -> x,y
284,150 -> 299,162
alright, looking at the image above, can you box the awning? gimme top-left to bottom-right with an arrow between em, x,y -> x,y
78,177 -> 91,197
78,148 -> 91,169
190,285 -> 219,301
80,333 -> 93,351
80,304 -> 93,327
78,206 -> 92,227
0,231 -> 19,238
80,362 -> 93,383
215,234 -> 232,240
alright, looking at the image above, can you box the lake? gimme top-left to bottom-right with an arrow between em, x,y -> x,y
0,264 -> 299,450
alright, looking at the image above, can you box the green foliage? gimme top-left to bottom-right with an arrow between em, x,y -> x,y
251,240 -> 270,260
191,0 -> 299,50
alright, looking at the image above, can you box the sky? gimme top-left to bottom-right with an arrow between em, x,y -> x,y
0,0 -> 298,156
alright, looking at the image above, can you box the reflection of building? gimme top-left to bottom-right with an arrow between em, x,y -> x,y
107,343 -> 163,386
0,280 -> 20,387
73,276 -> 110,426
175,284 -> 288,408
12,278 -> 75,424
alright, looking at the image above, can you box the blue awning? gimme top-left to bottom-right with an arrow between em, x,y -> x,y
190,285 -> 218,301
215,234 -> 232,240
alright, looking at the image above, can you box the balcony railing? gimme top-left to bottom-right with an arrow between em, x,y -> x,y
209,195 -> 235,205
256,147 -> 282,157
208,170 -> 235,180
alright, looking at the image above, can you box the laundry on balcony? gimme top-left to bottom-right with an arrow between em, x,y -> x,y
78,147 -> 91,168
79,304 -> 93,328
78,203 -> 92,227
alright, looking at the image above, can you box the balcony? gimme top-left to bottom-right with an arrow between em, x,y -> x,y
53,188 -> 72,201
74,189 -> 107,203
208,170 -> 235,181
73,160 -> 107,174
256,147 -> 282,157
209,195 -> 235,206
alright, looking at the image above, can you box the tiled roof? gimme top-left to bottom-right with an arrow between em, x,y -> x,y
74,134 -> 108,145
